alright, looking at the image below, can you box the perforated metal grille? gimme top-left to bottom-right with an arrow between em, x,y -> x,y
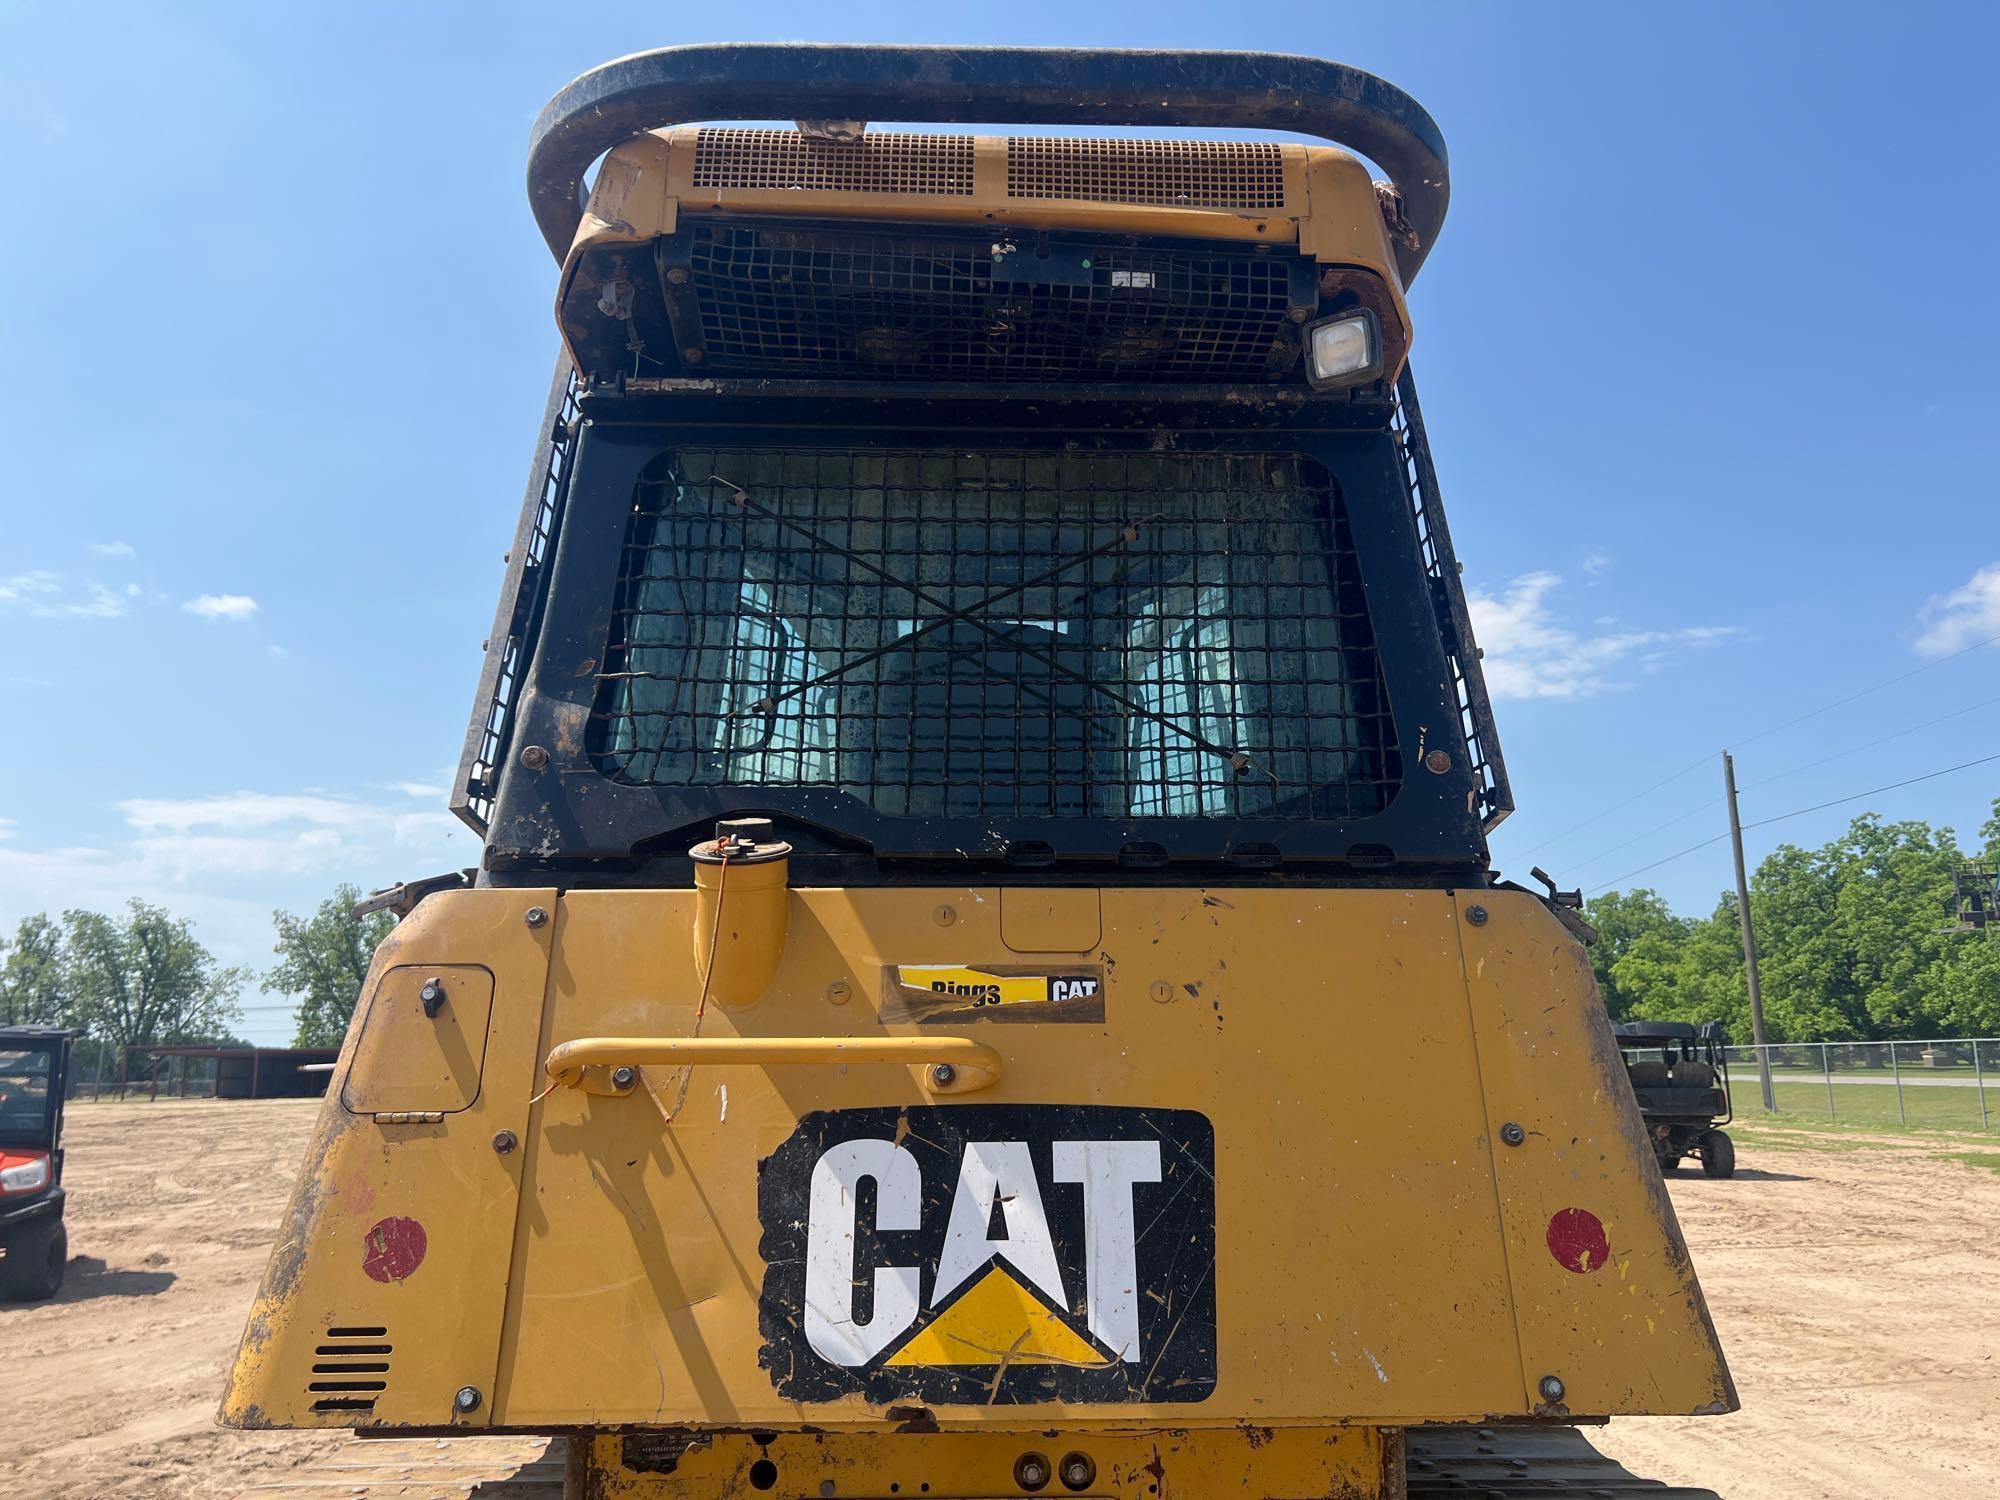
453,369 -> 580,833
681,223 -> 1304,383
1007,137 -> 1288,210
1393,369 -> 1512,830
691,128 -> 975,195
592,449 -> 1399,822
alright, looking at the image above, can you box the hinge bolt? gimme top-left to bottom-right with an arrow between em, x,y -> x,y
1013,1452 -> 1051,1491
454,1385 -> 483,1413
524,906 -> 548,928
1466,905 -> 1488,926
930,1063 -> 957,1089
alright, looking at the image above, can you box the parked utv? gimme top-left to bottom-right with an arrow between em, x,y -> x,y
1614,1019 -> 1736,1178
0,1026 -> 76,1299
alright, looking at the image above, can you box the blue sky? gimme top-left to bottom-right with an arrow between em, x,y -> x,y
3,4 -> 1995,1042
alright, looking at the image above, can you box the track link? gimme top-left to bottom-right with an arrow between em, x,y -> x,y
1407,1426 -> 1723,1498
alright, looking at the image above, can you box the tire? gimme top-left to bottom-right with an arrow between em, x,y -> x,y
1699,1130 -> 1736,1180
0,1216 -> 67,1301
1658,1156 -> 1682,1175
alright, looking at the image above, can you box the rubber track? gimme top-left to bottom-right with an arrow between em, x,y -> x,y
1407,1425 -> 1724,1498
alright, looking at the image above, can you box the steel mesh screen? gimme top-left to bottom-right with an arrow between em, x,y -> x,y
592,449 -> 1400,821
691,128 -> 976,195
1005,137 -> 1287,210
681,224 -> 1302,382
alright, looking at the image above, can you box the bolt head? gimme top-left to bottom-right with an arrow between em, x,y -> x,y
1424,748 -> 1452,774
1013,1452 -> 1051,1491
930,1063 -> 957,1089
491,1130 -> 518,1156
453,1385 -> 483,1413
1059,1453 -> 1096,1489
611,1066 -> 638,1091
1466,904 -> 1488,926
519,744 -> 550,770
1500,1121 -> 1526,1147
1538,1374 -> 1565,1403
524,906 -> 548,928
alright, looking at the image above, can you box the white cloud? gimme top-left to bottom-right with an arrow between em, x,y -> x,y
0,570 -> 133,619
87,540 -> 136,558
0,784 -> 470,1043
1914,563 -> 2000,657
1468,571 -> 1738,701
0,817 -> 14,841
389,780 -> 448,799
182,593 -> 260,622
1582,552 -> 1614,577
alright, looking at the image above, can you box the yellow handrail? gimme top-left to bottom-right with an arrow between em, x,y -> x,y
543,1034 -> 1002,1093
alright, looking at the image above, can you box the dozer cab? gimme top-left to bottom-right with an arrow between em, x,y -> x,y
223,45 -> 1736,1498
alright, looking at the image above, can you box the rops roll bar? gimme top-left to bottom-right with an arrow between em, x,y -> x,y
527,44 -> 1450,283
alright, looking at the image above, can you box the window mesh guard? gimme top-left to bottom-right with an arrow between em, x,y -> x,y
593,450 -> 1401,822
675,223 -> 1311,384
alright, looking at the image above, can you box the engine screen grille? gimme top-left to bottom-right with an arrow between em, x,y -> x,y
691,128 -> 976,195
592,449 -> 1400,822
1006,137 -> 1287,210
680,224 -> 1304,383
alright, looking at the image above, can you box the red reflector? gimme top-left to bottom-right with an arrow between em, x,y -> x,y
1546,1207 -> 1610,1274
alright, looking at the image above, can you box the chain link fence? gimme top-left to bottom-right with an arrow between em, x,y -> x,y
1720,1037 -> 1997,1130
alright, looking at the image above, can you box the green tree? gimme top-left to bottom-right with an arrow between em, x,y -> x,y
1581,889 -> 1687,1020
1586,797 -> 2000,1042
62,900 -> 245,1062
271,885 -> 392,1047
0,913 -> 69,1026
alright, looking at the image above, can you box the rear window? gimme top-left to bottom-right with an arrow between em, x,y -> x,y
0,1048 -> 52,1138
592,448 -> 1400,822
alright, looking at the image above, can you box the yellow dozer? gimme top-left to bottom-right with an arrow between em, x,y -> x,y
222,45 -> 1735,1498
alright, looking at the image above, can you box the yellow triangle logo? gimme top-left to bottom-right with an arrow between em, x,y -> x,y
883,1267 -> 1106,1367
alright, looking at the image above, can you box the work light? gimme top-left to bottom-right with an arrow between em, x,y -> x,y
1304,309 -> 1383,390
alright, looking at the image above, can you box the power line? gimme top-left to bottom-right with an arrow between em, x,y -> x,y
1586,749 -> 2000,895
1740,751 -> 2000,832
1511,754 -> 1711,861
1515,630 -> 2000,863
1745,691 -> 2000,791
1565,795 -> 1724,876
1567,690 -> 2000,877
1731,631 -> 2000,753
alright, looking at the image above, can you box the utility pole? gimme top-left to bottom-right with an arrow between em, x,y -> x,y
1723,751 -> 1776,1111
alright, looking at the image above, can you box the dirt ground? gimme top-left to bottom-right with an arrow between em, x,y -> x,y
3,1101 -> 1995,1499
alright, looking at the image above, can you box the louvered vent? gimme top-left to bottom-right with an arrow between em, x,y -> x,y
1006,138 -> 1287,210
309,1324 -> 391,1413
691,128 -> 975,195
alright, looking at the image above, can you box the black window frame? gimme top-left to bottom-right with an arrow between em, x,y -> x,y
482,389 -> 1491,882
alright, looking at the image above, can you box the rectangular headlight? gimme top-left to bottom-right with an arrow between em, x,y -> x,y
0,1152 -> 50,1195
1305,310 -> 1383,390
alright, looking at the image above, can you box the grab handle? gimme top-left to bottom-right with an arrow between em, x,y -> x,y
527,44 -> 1449,282
543,1034 -> 1002,1095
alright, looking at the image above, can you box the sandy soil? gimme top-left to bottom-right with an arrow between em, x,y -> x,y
1593,1129 -> 2000,1498
3,1100 -> 1995,1498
